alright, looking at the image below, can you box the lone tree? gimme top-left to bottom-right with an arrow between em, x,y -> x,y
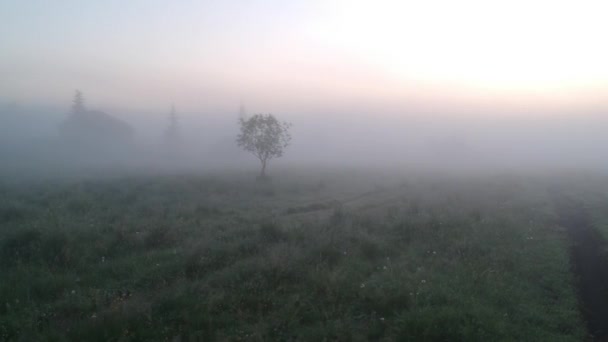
237,113 -> 291,179
165,104 -> 180,146
71,90 -> 86,116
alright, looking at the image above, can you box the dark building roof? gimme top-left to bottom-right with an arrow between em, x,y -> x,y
59,110 -> 134,146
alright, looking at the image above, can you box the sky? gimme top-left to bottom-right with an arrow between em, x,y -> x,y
1,0 -> 608,116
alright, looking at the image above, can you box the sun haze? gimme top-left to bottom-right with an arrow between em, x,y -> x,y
2,0 -> 607,112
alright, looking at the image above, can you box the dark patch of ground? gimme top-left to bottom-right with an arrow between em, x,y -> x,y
284,201 -> 339,215
558,200 -> 608,341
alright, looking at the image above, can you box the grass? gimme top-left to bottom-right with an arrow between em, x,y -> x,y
0,171 -> 586,340
550,174 -> 608,241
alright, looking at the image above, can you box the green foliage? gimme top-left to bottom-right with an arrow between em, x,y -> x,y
237,113 -> 291,177
0,173 -> 586,340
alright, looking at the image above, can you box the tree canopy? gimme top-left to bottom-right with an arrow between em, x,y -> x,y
237,113 -> 291,179
71,90 -> 86,115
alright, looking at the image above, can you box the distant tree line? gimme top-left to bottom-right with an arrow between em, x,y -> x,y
59,91 -> 292,179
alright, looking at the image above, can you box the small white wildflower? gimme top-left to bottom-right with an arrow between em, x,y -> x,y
421,280 -> 426,284
360,283 -> 366,288
71,290 -> 76,295
383,266 -> 388,270
91,313 -> 97,319
409,292 -> 414,296
101,256 -> 105,263
432,251 -> 437,255
380,317 -> 385,321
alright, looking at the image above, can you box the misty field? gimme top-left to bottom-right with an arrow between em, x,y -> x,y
0,171 -> 595,340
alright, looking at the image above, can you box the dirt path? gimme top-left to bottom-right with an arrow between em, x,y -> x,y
557,200 -> 608,341
279,186 -> 406,223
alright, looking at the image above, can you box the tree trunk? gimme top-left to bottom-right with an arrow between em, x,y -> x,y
259,159 -> 267,179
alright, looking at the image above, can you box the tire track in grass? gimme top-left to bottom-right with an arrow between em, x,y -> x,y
557,199 -> 608,341
279,187 -> 404,222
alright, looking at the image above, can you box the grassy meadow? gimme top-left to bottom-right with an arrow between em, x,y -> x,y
0,170 -> 589,341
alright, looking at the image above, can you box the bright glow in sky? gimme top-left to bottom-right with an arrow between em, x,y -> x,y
1,0 -> 607,112
315,0 -> 608,91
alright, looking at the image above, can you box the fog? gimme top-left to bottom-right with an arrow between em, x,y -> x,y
2,0 -> 608,179
2,97 -> 608,180
6,3 -> 608,340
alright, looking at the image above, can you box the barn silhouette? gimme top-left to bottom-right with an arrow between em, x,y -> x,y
59,92 -> 134,160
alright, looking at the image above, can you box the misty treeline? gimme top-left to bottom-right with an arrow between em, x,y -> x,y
0,91 -> 294,179
2,90 -> 608,179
